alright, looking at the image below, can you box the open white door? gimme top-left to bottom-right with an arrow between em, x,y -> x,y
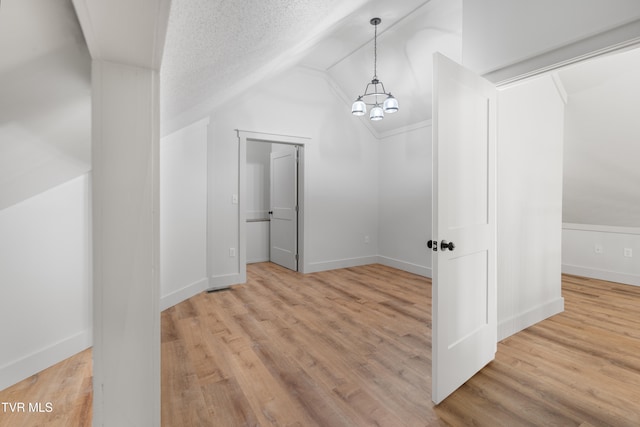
431,53 -> 497,404
270,146 -> 298,271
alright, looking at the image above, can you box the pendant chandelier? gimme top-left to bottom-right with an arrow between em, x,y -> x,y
351,17 -> 398,121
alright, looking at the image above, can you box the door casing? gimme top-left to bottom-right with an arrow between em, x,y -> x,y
238,130 -> 309,283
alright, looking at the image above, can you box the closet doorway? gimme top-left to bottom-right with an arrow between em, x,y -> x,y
238,131 -> 308,282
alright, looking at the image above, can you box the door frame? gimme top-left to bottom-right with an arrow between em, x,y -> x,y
237,130 -> 310,282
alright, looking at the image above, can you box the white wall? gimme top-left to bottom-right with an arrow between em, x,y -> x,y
160,118 -> 209,310
497,75 -> 566,340
0,174 -> 92,391
0,0 -> 92,393
463,0 -> 640,80
561,58 -> 640,227
557,49 -> 640,287
563,224 -> 640,286
378,124 -> 432,277
208,67 -> 379,285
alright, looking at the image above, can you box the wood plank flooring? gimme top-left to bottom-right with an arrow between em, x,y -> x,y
0,348 -> 92,427
2,264 -> 640,426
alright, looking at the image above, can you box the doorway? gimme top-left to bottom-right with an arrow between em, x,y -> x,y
246,141 -> 300,271
237,130 -> 309,282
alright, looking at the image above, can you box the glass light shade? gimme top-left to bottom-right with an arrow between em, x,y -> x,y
351,99 -> 366,116
370,105 -> 384,121
383,95 -> 398,113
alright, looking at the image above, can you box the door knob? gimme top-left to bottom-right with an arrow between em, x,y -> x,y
427,240 -> 438,251
440,240 -> 455,251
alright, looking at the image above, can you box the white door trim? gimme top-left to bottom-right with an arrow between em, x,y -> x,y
237,130 -> 310,283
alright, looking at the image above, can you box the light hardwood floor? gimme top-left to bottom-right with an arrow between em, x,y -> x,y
2,263 -> 640,426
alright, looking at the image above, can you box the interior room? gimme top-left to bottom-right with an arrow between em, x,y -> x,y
1,0 -> 639,425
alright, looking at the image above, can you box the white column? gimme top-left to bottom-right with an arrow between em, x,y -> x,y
91,59 -> 160,426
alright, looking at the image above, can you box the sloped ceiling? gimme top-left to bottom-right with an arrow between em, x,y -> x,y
160,0 -> 462,137
557,47 -> 640,227
3,1 -> 638,227
0,0 -> 91,211
161,0 -> 371,132
299,0 -> 462,137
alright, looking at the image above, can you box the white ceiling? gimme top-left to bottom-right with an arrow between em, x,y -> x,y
71,0 -> 171,70
0,0 -> 91,210
311,0 -> 462,136
160,0 -> 462,136
160,0 -> 371,127
557,46 -> 640,96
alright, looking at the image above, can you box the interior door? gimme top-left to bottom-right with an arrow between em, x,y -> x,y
431,53 -> 497,404
270,145 -> 298,271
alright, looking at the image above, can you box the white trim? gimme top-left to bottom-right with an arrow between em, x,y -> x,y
562,264 -> 640,287
377,256 -> 431,278
488,19 -> 640,85
498,297 -> 564,341
550,72 -> 568,104
160,277 -> 209,311
238,131 -> 309,280
236,129 -> 312,144
563,222 -> 640,235
305,256 -> 379,273
209,273 -> 243,289
0,331 -> 92,392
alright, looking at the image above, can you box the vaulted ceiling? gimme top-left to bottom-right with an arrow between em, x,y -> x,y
2,0 -> 640,227
0,0 -> 91,211
160,0 -> 462,136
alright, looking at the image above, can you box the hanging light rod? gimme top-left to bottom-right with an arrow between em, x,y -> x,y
351,17 -> 399,121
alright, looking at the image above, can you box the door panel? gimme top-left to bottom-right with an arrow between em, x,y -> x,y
432,53 -> 497,404
270,146 -> 298,271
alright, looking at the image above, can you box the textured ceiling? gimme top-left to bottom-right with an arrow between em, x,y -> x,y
160,0 -> 463,136
161,0 -> 371,128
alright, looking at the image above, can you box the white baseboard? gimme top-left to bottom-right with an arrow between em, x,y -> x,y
208,273 -> 243,290
377,256 -> 431,278
562,264 -> 640,287
0,330 -> 92,392
498,297 -> 565,341
305,256 -> 379,273
160,277 -> 210,311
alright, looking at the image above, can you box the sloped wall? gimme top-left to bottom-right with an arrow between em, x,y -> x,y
0,0 -> 92,391
0,0 -> 91,210
562,58 -> 640,227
